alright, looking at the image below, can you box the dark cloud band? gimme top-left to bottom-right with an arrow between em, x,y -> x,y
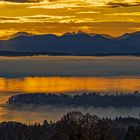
0,0 -> 43,3
107,2 -> 140,8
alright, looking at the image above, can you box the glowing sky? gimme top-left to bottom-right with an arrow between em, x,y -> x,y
0,0 -> 140,38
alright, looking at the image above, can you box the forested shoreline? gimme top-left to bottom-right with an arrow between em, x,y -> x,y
7,92 -> 140,107
5,92 -> 140,140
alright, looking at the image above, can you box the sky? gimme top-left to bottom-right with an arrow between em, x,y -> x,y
0,0 -> 140,38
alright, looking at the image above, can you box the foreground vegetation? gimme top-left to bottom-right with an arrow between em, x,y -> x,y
0,111 -> 140,140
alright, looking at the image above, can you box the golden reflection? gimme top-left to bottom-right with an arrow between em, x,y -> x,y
0,76 -> 140,93
0,76 -> 140,123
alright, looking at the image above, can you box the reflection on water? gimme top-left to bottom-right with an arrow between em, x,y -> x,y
0,56 -> 140,123
0,76 -> 140,93
0,76 -> 140,123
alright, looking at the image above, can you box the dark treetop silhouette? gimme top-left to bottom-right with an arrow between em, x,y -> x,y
0,111 -> 140,140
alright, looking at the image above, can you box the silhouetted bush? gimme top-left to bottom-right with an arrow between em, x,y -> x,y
124,126 -> 140,140
0,111 -> 116,140
0,111 -> 140,140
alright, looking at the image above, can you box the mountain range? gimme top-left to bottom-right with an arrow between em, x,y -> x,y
0,31 -> 140,56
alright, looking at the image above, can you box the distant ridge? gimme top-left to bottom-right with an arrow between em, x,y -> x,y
10,32 -> 33,38
0,31 -> 140,56
1,32 -> 33,40
0,51 -> 70,56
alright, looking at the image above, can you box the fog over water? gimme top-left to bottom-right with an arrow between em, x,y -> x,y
0,56 -> 140,77
0,56 -> 140,123
1,105 -> 140,124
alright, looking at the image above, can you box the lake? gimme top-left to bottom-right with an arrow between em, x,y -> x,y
0,56 -> 140,123
1,76 -> 140,93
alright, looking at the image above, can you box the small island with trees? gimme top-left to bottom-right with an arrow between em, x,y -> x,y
6,91 -> 140,108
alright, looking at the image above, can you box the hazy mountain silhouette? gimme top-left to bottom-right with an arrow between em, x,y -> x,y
10,32 -> 33,38
1,32 -> 33,41
0,31 -> 140,56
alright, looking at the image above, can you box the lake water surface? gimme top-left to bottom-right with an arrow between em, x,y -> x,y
0,56 -> 140,123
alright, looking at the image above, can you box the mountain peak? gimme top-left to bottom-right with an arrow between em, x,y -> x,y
12,32 -> 33,38
118,31 -> 140,39
2,32 -> 33,40
63,31 -> 91,36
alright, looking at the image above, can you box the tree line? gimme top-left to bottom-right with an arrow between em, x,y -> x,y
7,91 -> 140,107
0,111 -> 140,140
